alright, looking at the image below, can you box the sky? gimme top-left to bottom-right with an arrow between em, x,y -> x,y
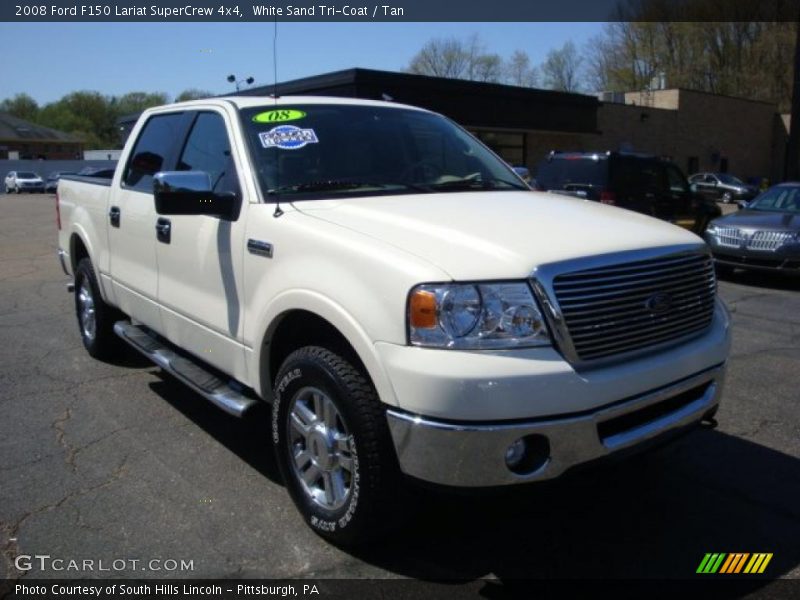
0,22 -> 605,104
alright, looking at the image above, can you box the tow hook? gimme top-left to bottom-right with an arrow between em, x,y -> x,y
700,406 -> 719,429
701,416 -> 718,429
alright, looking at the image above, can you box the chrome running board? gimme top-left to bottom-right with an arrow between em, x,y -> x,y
113,321 -> 258,417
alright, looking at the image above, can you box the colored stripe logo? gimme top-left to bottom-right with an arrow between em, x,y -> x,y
697,553 -> 773,574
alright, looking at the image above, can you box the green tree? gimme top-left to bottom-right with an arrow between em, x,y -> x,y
541,41 -> 584,92
176,89 -> 214,102
0,93 -> 39,121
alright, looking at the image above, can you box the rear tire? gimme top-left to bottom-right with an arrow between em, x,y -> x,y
74,258 -> 123,359
272,346 -> 405,546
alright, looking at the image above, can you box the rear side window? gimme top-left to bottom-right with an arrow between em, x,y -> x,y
611,157 -> 665,195
535,157 -> 607,190
123,113 -> 184,192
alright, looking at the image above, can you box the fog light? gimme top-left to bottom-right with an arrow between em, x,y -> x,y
505,438 -> 527,468
505,434 -> 551,475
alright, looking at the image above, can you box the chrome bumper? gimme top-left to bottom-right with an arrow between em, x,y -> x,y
386,364 -> 725,487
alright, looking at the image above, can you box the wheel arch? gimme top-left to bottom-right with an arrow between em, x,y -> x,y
253,294 -> 398,409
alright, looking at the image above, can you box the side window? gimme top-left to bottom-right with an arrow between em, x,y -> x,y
123,113 -> 184,192
177,112 -> 239,196
665,165 -> 688,194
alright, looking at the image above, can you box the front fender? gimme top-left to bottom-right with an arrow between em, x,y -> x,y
249,289 -> 400,409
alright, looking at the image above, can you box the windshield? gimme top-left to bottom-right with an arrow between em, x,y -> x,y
717,173 -> 744,185
239,104 -> 527,200
18,172 -> 38,179
749,186 -> 800,213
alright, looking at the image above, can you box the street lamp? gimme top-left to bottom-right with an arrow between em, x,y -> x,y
227,74 -> 255,92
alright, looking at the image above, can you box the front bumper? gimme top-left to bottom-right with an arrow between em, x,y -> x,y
387,364 -> 724,487
706,239 -> 800,275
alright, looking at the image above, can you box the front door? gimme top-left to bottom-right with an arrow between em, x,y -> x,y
155,109 -> 249,383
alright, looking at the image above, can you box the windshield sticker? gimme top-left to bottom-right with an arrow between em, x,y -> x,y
252,109 -> 307,123
259,125 -> 319,150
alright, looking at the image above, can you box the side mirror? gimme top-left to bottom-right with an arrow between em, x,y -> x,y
689,183 -> 698,194
153,171 -> 234,218
737,200 -> 749,210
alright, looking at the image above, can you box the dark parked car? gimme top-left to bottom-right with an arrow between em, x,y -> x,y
45,171 -> 76,193
688,172 -> 758,204
704,183 -> 800,276
535,151 -> 721,234
77,166 -> 116,178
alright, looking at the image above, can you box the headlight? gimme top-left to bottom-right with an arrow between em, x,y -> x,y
706,223 -> 719,235
408,282 -> 551,349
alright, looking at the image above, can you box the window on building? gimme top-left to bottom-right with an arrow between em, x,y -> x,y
472,131 -> 526,167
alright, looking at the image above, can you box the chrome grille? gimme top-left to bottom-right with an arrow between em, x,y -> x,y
550,252 -> 716,362
747,230 -> 793,251
715,227 -> 743,248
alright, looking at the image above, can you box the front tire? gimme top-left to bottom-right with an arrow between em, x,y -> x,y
74,258 -> 122,359
272,346 -> 403,546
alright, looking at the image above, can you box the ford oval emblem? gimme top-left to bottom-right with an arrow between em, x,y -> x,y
645,292 -> 673,314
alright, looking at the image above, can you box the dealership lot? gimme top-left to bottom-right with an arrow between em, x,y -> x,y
0,193 -> 798,586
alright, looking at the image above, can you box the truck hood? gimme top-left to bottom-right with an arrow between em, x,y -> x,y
295,191 -> 704,280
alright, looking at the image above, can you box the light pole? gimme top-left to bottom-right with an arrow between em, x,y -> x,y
227,74 -> 255,92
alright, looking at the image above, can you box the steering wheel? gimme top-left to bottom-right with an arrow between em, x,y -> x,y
399,161 -> 443,183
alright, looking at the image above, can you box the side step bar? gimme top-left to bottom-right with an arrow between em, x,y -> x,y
113,321 -> 258,417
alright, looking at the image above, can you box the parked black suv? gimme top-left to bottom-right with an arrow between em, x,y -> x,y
535,151 -> 721,233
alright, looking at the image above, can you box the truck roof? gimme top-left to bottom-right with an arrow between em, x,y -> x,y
164,95 -> 430,113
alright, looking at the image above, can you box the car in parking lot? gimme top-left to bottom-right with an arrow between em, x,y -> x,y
4,171 -> 45,194
534,151 -> 721,233
45,171 -> 77,193
704,182 -> 800,275
689,172 -> 758,204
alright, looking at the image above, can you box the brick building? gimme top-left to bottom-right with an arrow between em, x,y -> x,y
584,89 -> 786,182
0,113 -> 83,160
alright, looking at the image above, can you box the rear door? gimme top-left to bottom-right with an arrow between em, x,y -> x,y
108,111 -> 189,331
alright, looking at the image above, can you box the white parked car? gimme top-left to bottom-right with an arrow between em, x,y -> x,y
56,97 -> 731,545
4,170 -> 45,193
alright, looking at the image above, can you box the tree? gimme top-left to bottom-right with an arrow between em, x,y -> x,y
0,93 -> 39,121
408,36 -> 473,79
473,54 -> 504,83
541,41 -> 584,92
176,89 -> 213,102
505,50 -> 538,87
113,91 -> 169,116
585,19 -> 796,111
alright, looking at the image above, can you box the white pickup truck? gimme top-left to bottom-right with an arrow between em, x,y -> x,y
57,96 -> 730,545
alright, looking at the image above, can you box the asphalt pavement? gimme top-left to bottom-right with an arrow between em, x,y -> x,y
1,193 -> 798,592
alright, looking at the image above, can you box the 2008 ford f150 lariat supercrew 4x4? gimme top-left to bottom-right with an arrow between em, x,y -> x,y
57,97 -> 730,545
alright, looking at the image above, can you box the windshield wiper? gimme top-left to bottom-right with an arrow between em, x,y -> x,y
267,180 -> 433,195
428,177 -> 527,192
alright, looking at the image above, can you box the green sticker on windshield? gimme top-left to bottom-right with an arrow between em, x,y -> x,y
252,109 -> 307,123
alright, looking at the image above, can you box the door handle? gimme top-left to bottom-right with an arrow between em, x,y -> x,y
155,218 -> 171,244
109,206 -> 121,228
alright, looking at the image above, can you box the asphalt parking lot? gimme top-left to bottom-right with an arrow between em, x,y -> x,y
1,193 -> 798,590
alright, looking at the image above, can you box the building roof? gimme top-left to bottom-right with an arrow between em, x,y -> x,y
0,113 -> 83,143
240,68 -> 599,134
